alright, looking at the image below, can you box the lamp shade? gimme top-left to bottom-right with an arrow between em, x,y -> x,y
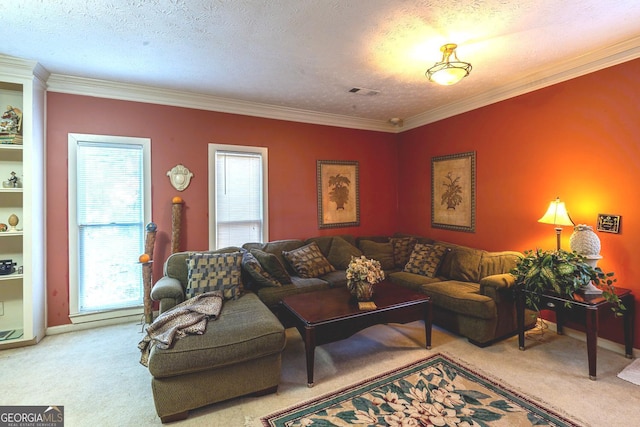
538,197 -> 574,226
426,44 -> 472,86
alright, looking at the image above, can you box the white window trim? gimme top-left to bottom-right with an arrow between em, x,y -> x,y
67,133 -> 152,324
208,143 -> 269,250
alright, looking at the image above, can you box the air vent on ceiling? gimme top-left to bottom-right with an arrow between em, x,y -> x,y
348,87 -> 380,96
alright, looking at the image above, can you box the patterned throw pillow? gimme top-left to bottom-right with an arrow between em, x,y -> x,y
282,242 -> 336,278
250,249 -> 292,284
390,237 -> 417,268
403,243 -> 448,278
186,251 -> 243,300
242,251 -> 282,288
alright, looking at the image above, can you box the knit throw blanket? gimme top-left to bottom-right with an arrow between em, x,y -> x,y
138,291 -> 223,367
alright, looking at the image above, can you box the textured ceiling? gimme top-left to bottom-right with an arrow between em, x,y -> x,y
3,1 -> 640,128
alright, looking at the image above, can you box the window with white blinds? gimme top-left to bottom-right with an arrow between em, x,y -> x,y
209,144 -> 268,249
68,134 -> 151,320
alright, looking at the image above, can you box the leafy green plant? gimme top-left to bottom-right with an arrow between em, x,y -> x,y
511,249 -> 624,316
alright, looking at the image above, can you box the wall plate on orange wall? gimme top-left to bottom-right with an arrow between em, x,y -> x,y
597,213 -> 621,233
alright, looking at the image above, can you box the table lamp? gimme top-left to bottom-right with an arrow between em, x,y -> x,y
538,197 -> 574,250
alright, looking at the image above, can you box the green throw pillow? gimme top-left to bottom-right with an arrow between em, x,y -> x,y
242,251 -> 282,288
282,242 -> 335,278
186,251 -> 243,300
327,236 -> 363,270
250,249 -> 292,284
403,243 -> 448,278
358,240 -> 395,271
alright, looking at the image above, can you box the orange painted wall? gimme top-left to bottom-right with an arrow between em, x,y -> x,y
46,93 -> 398,326
397,58 -> 640,346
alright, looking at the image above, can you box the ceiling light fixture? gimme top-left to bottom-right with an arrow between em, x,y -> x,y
426,43 -> 472,86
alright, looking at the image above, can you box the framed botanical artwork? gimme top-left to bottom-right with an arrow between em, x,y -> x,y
596,213 -> 621,233
431,151 -> 476,232
317,160 -> 359,229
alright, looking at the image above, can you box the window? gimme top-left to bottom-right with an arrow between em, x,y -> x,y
208,144 -> 268,249
68,134 -> 151,322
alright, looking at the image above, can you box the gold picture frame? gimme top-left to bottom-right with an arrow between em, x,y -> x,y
597,213 -> 621,234
431,152 -> 476,232
317,160 -> 359,229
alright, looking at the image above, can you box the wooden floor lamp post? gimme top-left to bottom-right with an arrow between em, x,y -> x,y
140,222 -> 157,324
171,196 -> 184,254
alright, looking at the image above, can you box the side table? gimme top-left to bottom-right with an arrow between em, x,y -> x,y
516,286 -> 634,380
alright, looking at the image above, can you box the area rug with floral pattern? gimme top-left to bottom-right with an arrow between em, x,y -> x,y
261,353 -> 583,426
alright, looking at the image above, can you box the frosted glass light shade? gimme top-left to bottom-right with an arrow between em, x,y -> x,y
426,44 -> 472,86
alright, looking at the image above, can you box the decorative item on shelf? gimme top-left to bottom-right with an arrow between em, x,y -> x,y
167,164 -> 193,191
426,43 -> 472,86
0,259 -> 16,275
346,256 -> 385,302
0,134 -> 22,145
0,223 -> 7,232
7,214 -> 19,231
140,221 -> 158,324
3,171 -> 20,188
570,224 -> 603,294
9,171 -> 18,187
171,197 -> 183,254
538,197 -> 574,250
511,248 -> 625,316
0,105 -> 23,135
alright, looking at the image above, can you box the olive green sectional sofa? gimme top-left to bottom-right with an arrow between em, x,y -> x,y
239,234 -> 536,346
147,233 -> 535,421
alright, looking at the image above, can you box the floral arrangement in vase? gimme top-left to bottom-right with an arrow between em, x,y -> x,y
346,256 -> 385,301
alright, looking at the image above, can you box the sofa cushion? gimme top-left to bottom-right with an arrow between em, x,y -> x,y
304,236 -> 335,257
390,236 -> 417,268
257,276 -> 331,308
448,248 -> 484,283
319,269 -> 348,288
148,293 -> 285,378
164,247 -> 242,290
242,251 -> 281,288
250,249 -> 292,284
358,240 -> 395,271
403,243 -> 448,277
283,242 -> 336,278
327,236 -> 363,270
420,280 -> 496,320
388,271 -> 442,292
186,251 -> 243,300
244,239 -> 305,275
480,251 -> 522,278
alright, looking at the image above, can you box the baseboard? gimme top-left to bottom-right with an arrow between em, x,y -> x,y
46,314 -> 146,336
543,320 -> 637,358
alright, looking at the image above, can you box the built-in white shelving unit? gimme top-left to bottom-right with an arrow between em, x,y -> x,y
0,55 -> 48,348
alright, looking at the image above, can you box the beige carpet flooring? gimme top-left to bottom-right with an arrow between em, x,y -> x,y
1,320 -> 639,426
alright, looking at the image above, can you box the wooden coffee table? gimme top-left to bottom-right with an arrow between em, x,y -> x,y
281,280 -> 432,386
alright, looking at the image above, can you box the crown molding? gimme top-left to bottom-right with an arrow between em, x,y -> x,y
45,35 -> 640,135
402,36 -> 640,131
0,54 -> 50,86
46,74 -> 396,133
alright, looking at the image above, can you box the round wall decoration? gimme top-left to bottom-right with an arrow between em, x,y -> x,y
166,164 -> 193,191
